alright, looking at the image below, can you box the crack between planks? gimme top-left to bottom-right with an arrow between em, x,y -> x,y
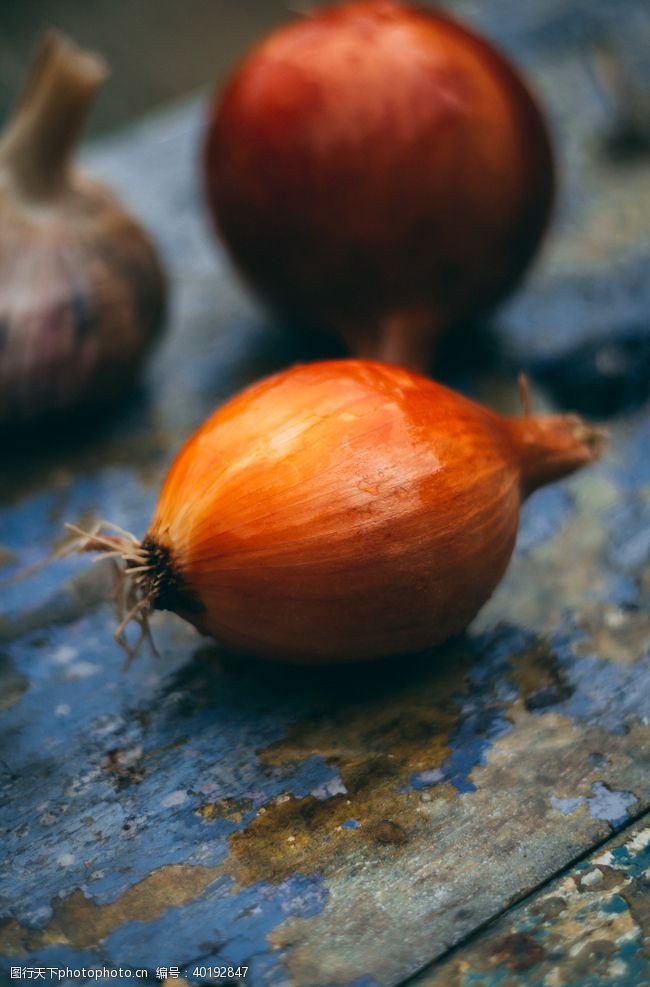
398,802 -> 650,986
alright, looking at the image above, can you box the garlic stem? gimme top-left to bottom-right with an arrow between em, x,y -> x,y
0,30 -> 107,201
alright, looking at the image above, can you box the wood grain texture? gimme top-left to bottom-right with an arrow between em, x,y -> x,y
412,817 -> 650,986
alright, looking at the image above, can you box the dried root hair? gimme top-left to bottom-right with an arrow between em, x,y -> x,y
63,521 -> 159,665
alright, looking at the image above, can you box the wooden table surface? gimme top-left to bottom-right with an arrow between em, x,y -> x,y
1,2 -> 649,985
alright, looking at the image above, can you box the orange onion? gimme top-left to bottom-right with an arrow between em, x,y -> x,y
72,361 -> 604,664
203,1 -> 554,371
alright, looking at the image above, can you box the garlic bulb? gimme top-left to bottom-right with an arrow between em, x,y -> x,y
0,32 -> 166,425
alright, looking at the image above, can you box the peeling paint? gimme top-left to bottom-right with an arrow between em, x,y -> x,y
552,784 -> 639,829
412,820 -> 650,986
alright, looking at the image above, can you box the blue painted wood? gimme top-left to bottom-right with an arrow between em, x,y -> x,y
413,819 -> 650,986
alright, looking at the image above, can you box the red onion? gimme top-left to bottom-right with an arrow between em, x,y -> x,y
203,1 -> 554,370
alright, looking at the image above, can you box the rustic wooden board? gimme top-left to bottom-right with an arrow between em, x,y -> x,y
1,1 -> 649,985
412,817 -> 650,986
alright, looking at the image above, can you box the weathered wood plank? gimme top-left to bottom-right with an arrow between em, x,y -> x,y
411,815 -> 650,986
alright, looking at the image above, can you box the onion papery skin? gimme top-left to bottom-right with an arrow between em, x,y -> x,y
204,0 -> 554,371
145,361 -> 599,664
